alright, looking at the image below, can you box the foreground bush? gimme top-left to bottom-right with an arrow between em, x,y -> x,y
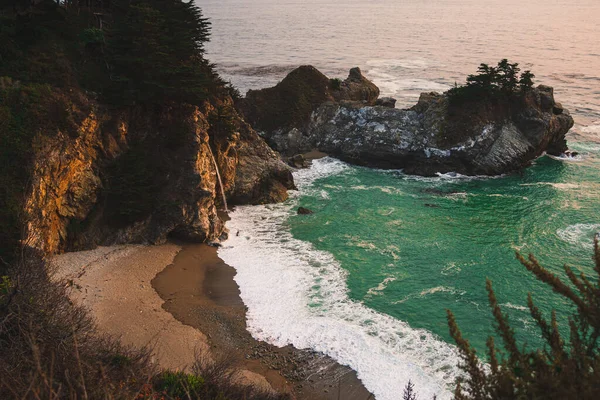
0,248 -> 154,399
447,237 -> 600,399
0,250 -> 289,400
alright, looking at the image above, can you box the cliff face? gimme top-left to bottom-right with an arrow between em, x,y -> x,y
23,91 -> 293,255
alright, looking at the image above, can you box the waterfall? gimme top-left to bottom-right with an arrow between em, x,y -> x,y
208,144 -> 229,212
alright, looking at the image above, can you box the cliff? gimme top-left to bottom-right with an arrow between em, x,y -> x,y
15,89 -> 293,255
238,66 -> 574,176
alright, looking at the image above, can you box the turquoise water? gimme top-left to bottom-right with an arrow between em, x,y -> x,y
206,0 -> 600,396
290,145 -> 600,355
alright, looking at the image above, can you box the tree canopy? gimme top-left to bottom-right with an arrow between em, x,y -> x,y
107,0 -> 217,104
449,59 -> 535,104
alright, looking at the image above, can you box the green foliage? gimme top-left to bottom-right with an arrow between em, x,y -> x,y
447,238 -> 600,399
107,0 -> 216,105
0,276 -> 11,303
154,371 -> 205,399
80,27 -> 104,45
519,70 -> 535,92
208,104 -> 238,140
448,59 -> 535,105
330,78 -> 342,90
105,145 -> 165,226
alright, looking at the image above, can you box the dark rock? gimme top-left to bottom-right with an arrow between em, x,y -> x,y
288,154 -> 308,169
553,102 -> 564,115
375,97 -> 397,108
23,91 -> 295,254
305,84 -> 573,176
333,67 -> 380,105
236,66 -> 380,156
297,207 -> 314,215
538,85 -> 555,111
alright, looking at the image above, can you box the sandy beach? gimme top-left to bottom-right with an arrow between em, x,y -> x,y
51,242 -> 371,400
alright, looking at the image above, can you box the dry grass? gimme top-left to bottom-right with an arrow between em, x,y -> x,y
0,248 -> 291,400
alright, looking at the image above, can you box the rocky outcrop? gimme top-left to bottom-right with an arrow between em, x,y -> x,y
239,66 -> 574,176
24,91 -> 294,255
236,66 -> 379,155
309,86 -> 573,175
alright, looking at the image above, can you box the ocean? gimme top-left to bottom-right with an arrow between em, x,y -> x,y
202,0 -> 600,398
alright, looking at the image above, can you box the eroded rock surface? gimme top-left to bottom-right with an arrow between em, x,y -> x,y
239,66 -> 574,176
236,66 -> 379,156
309,87 -> 573,175
24,92 -> 294,254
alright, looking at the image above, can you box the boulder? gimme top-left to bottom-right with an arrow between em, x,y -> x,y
297,207 -> 314,215
288,154 -> 308,169
333,67 -> 380,104
375,97 -> 397,108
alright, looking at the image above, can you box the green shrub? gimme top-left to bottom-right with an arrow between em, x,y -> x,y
447,238 -> 600,399
80,27 -> 104,45
448,59 -> 535,105
154,371 -> 205,398
330,78 -> 342,90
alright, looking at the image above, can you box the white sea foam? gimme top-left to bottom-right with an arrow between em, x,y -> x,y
367,276 -> 398,296
557,223 -> 600,249
501,303 -> 529,312
441,262 -> 462,276
521,182 -> 580,190
365,59 -> 449,100
219,158 -> 461,400
547,153 -> 585,162
394,286 -> 465,305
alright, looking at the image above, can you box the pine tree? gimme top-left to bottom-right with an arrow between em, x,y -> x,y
447,237 -> 600,399
403,380 -> 418,400
519,70 -> 535,92
496,59 -> 520,94
107,0 -> 215,104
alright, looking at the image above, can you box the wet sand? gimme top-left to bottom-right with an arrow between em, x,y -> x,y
152,243 -> 373,400
50,244 -> 210,371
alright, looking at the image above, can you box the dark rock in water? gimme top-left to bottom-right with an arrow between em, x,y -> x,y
424,203 -> 440,208
238,65 -> 574,177
564,150 -> 579,157
297,207 -> 314,215
288,154 -> 308,169
308,85 -> 573,176
375,97 -> 397,108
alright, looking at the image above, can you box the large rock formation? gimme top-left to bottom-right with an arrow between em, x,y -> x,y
310,86 -> 573,175
236,66 -> 379,155
239,66 -> 574,176
23,91 -> 294,254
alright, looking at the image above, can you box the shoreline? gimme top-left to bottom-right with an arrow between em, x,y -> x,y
153,243 -> 372,400
51,242 -> 372,399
